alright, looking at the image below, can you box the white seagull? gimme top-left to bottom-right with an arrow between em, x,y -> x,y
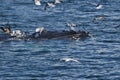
47,3 -> 56,7
92,16 -> 105,23
54,0 -> 62,4
44,0 -> 63,10
35,27 -> 45,34
67,23 -> 76,31
44,2 -> 56,10
87,1 -> 103,10
34,0 -> 41,6
96,4 -> 103,9
60,58 -> 80,63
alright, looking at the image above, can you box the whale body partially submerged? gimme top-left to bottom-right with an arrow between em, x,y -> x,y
30,30 -> 89,40
0,26 -> 89,41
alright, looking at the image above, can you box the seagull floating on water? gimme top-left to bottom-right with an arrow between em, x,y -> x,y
0,25 -> 11,34
96,4 -> 103,9
60,58 -> 80,63
87,1 -> 103,10
93,16 -> 104,22
34,0 -> 41,6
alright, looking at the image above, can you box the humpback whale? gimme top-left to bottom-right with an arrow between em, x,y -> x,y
0,25 -> 89,41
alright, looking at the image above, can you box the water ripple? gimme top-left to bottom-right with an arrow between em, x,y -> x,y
0,0 -> 120,80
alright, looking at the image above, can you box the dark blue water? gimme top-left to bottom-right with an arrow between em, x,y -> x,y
0,0 -> 120,80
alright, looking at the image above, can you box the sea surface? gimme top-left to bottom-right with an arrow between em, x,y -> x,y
0,0 -> 120,80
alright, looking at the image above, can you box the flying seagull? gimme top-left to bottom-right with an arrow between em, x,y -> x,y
54,0 -> 63,4
44,2 -> 56,10
44,0 -> 63,10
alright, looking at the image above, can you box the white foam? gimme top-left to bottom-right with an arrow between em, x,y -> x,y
11,30 -> 27,38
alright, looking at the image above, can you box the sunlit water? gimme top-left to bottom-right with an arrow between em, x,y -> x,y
0,0 -> 120,80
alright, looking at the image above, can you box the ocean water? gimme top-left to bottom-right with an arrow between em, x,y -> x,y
0,0 -> 120,80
